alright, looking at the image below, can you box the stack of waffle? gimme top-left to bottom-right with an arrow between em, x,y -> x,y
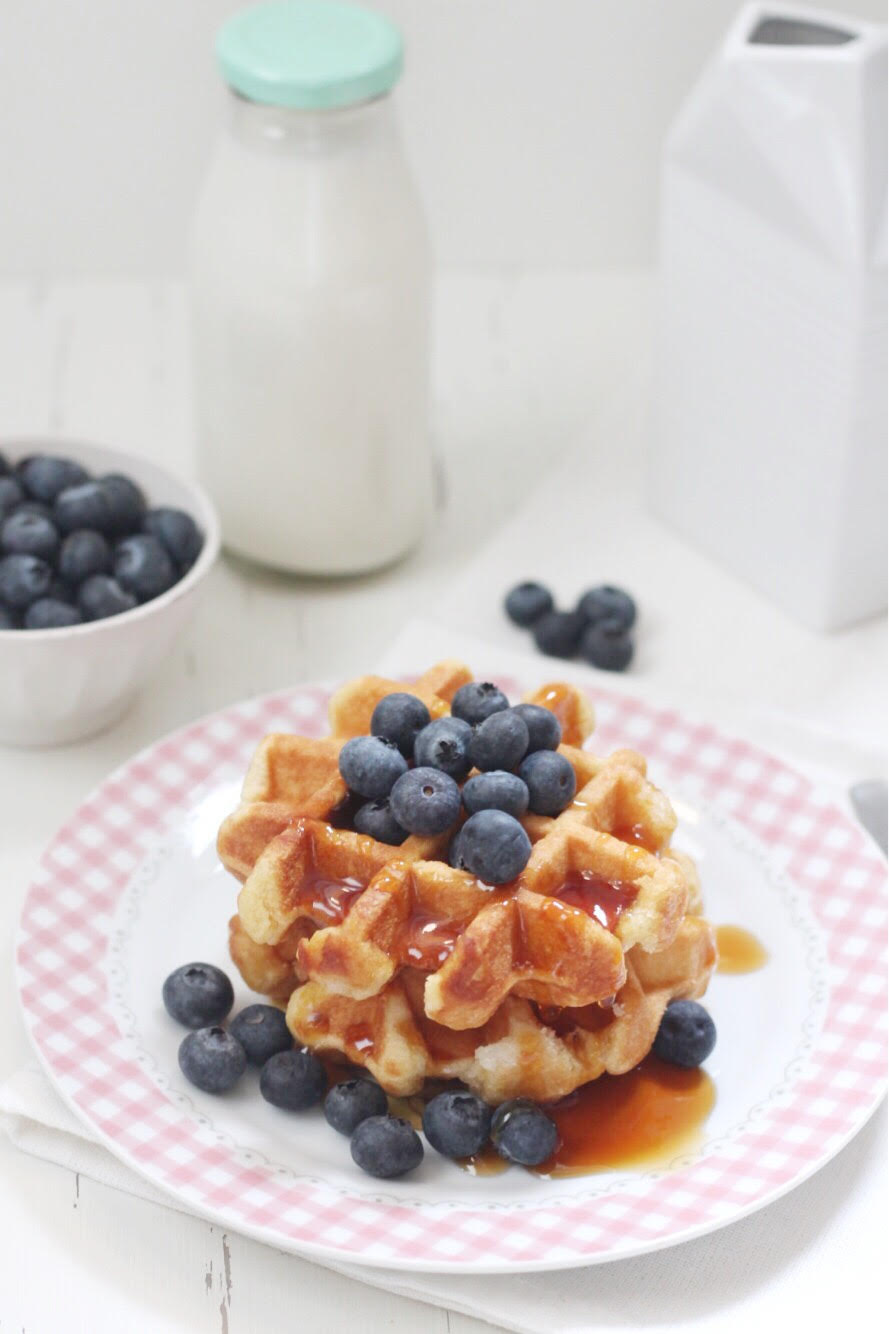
217,662 -> 716,1104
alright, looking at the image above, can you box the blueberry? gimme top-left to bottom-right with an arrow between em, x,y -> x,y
580,618 -> 634,672
413,716 -> 473,781
338,735 -> 408,801
532,610 -> 584,659
447,829 -> 467,869
46,577 -> 76,605
77,574 -> 137,621
114,534 -> 177,602
451,681 -> 510,726
370,691 -> 431,758
259,1048 -> 327,1110
353,800 -> 408,846
229,1004 -> 292,1066
511,702 -> 562,753
350,1115 -> 424,1179
490,1099 -> 558,1166
58,529 -> 112,584
18,455 -> 90,503
54,481 -> 115,535
14,500 -> 54,522
0,476 -> 26,520
653,1000 -> 716,1068
422,1091 -> 492,1158
576,584 -> 636,631
0,605 -> 20,630
143,506 -> 203,571
462,771 -> 529,819
504,581 -> 554,627
24,598 -> 83,630
452,810 -> 531,884
101,473 -> 147,535
390,767 -> 461,836
162,962 -> 235,1028
324,1078 -> 388,1135
1,510 -> 60,562
469,709 -> 530,773
0,554 -> 52,609
519,751 -> 577,816
178,1026 -> 246,1094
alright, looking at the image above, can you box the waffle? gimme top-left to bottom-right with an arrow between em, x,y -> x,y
218,660 -> 474,880
219,664 -> 714,1103
287,915 -> 716,1103
218,670 -> 605,1003
218,662 -> 477,997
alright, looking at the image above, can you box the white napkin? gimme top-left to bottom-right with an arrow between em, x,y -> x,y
1,1061 -> 885,1333
2,621 -> 885,1333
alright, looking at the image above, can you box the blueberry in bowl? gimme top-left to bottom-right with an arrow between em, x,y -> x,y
0,437 -> 220,745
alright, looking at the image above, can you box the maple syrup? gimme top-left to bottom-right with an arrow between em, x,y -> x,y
344,1023 -> 375,1056
399,914 -> 458,969
715,924 -> 769,974
301,867 -> 367,924
551,869 -> 638,932
611,822 -> 660,854
533,1055 -> 715,1175
460,1145 -> 510,1176
536,1000 -> 615,1035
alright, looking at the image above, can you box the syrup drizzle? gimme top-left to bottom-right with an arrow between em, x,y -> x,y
399,914 -> 459,969
611,822 -> 660,853
535,683 -> 585,744
301,868 -> 367,923
552,869 -> 638,932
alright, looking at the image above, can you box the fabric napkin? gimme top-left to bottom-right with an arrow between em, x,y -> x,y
2,621 -> 885,1333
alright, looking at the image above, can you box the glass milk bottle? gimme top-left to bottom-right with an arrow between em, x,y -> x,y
190,1 -> 434,574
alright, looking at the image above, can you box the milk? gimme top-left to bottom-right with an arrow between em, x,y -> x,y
190,94 -> 434,575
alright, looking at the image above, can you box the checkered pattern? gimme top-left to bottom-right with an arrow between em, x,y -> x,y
16,680 -> 887,1268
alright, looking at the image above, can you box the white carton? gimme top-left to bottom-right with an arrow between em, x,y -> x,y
650,3 -> 887,631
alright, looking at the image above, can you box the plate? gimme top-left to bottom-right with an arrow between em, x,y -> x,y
16,678 -> 887,1272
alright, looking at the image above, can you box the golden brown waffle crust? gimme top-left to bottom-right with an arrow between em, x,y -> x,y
218,661 -> 715,1102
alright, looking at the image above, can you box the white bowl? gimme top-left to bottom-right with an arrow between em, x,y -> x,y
0,439 -> 221,746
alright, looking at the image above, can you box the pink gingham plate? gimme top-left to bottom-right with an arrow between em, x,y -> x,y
15,679 -> 888,1273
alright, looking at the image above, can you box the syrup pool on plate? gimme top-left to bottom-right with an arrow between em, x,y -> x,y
533,1055 -> 716,1176
715,924 -> 769,974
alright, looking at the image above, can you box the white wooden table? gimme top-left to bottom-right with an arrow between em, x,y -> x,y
1,274 -> 885,1332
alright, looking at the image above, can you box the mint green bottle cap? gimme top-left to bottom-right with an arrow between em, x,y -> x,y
216,1 -> 403,109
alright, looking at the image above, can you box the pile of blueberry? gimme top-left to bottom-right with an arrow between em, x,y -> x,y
162,961 -> 717,1180
505,581 -> 636,671
337,682 -> 580,884
0,449 -> 203,629
161,959 -> 561,1176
